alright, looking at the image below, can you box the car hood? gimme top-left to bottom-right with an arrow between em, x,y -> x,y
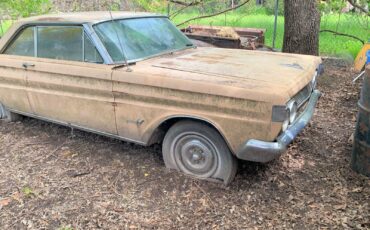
122,47 -> 322,104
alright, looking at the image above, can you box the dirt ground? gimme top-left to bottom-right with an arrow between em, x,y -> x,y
0,61 -> 369,229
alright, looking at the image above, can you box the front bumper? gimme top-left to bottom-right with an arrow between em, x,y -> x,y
236,90 -> 321,163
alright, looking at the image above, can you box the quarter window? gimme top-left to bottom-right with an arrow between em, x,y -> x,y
4,27 -> 35,57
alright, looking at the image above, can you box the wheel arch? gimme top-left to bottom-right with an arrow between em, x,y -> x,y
146,115 -> 234,154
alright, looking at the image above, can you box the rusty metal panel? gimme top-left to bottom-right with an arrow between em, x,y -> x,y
0,56 -> 33,113
182,25 -> 265,50
112,66 -> 273,152
0,16 -> 322,156
352,66 -> 370,177
24,56 -> 118,134
111,47 -> 321,152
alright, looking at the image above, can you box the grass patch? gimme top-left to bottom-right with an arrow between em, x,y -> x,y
22,186 -> 35,198
0,20 -> 13,37
172,12 -> 369,58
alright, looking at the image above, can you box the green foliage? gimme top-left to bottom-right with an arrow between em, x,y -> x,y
22,186 -> 35,198
263,0 -> 284,16
319,0 -> 347,13
234,1 -> 267,15
0,20 -> 12,37
173,12 -> 369,58
135,0 -> 168,12
320,0 -> 369,14
58,227 -> 73,230
3,0 -> 51,18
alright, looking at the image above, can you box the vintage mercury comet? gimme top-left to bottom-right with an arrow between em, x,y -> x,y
0,12 -> 323,184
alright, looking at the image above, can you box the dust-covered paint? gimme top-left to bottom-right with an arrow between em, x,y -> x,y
0,12 -> 322,157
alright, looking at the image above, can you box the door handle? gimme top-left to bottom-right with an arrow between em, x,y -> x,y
22,63 -> 35,68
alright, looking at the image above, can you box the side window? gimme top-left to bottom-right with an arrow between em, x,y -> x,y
84,34 -> 103,63
3,25 -> 104,64
37,26 -> 83,61
4,27 -> 35,57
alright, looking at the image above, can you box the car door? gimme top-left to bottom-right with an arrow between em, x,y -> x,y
24,25 -> 117,134
0,27 -> 35,114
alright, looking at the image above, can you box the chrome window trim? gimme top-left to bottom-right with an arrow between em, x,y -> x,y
91,15 -> 168,27
82,30 -> 85,61
33,27 -> 37,57
83,23 -> 113,64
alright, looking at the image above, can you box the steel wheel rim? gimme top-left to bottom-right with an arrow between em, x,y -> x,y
172,132 -> 219,178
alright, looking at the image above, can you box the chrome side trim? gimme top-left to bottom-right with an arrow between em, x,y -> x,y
236,90 -> 321,163
6,108 -> 146,146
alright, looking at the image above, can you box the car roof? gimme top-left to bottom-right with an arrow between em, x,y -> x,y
0,11 -> 165,52
18,11 -> 163,24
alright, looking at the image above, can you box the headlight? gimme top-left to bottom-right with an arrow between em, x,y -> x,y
272,101 -> 297,132
287,100 -> 298,124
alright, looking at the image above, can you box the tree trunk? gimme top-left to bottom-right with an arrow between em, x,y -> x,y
283,0 -> 321,56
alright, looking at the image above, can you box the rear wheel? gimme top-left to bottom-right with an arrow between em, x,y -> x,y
0,103 -> 23,122
162,120 -> 237,185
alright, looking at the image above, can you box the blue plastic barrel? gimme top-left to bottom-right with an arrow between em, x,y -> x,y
367,50 -> 370,65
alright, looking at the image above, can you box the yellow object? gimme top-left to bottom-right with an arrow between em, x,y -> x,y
354,43 -> 370,73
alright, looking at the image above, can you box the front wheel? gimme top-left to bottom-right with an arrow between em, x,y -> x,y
162,120 -> 237,185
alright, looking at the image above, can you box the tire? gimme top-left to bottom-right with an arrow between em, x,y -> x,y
163,120 -> 237,185
0,103 -> 22,122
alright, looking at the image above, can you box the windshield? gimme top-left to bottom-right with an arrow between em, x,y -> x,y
94,17 -> 193,63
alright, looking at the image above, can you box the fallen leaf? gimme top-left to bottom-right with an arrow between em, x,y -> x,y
351,187 -> 363,193
334,204 -> 347,210
0,198 -> 12,207
11,192 -> 22,203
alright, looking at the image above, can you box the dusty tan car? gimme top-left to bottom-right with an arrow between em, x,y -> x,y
0,12 -> 323,184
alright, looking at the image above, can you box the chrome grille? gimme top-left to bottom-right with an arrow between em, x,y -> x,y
294,83 -> 313,108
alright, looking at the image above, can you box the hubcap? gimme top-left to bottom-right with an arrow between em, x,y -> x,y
173,133 -> 218,178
